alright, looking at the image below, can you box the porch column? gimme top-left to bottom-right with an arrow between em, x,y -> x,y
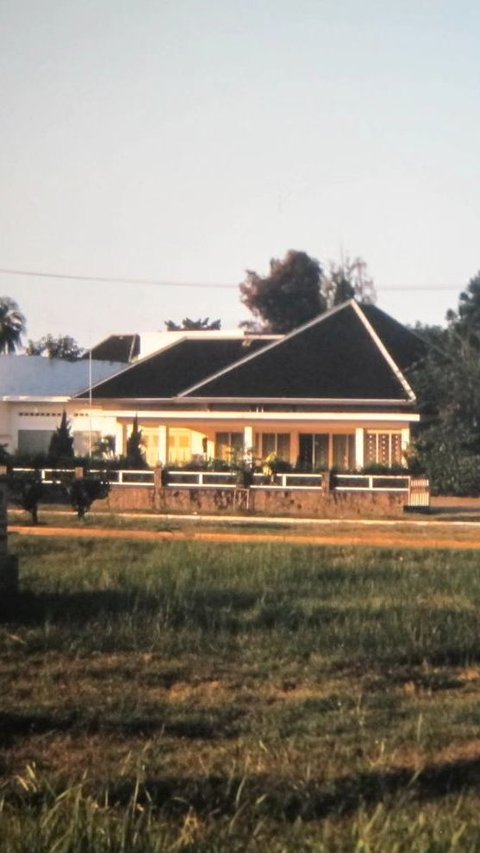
243,426 -> 254,464
158,425 -> 168,466
290,430 -> 299,467
355,427 -> 365,470
114,422 -> 124,457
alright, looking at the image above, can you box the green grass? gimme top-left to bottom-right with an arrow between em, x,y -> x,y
2,537 -> 480,850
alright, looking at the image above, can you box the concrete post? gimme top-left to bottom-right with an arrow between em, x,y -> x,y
322,470 -> 332,493
0,480 -> 18,595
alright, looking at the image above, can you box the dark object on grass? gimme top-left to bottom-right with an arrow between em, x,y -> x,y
8,475 -> 44,524
68,478 -> 111,518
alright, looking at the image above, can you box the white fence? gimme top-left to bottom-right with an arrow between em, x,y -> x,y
11,467 -> 415,493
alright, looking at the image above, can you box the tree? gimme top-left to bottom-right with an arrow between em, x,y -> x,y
321,257 -> 376,309
410,280 -> 480,495
125,416 -> 146,468
445,271 -> 480,348
240,250 -> 326,333
26,334 -> 85,360
48,411 -> 75,462
0,297 -> 26,354
164,317 -> 221,331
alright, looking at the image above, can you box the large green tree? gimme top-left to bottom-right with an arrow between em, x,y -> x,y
240,250 -> 376,333
446,270 -> 480,344
411,274 -> 480,494
0,297 -> 26,354
240,250 -> 325,333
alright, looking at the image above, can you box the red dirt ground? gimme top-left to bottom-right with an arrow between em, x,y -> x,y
8,524 -> 480,550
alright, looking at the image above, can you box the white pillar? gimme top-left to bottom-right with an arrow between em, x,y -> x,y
355,428 -> 365,470
158,425 -> 168,465
290,429 -> 299,467
243,426 -> 253,464
114,422 -> 124,457
401,427 -> 410,465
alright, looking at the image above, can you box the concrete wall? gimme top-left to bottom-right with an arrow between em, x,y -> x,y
106,485 -> 406,518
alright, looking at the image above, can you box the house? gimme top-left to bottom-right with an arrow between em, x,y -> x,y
0,356 -> 126,456
73,300 -> 425,470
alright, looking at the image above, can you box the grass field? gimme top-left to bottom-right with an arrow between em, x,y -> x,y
2,535 -> 480,850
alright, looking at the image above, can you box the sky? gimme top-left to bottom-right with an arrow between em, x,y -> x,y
1,0 -> 480,348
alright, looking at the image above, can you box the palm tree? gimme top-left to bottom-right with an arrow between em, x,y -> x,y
0,297 -> 26,353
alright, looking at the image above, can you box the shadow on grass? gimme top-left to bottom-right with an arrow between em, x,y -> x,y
0,590 -> 160,625
88,756 -> 480,820
0,587 -> 259,627
0,708 -> 242,748
4,587 -> 480,671
7,756 -> 480,821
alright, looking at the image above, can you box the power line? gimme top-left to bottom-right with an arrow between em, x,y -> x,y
0,267 -> 235,290
0,266 -> 462,292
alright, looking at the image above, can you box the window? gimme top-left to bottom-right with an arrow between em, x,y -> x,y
168,429 -> 192,465
73,431 -> 101,457
18,429 -> 54,454
298,433 -> 355,471
332,434 -> 355,469
215,432 -> 243,462
364,431 -> 403,467
254,433 -> 291,462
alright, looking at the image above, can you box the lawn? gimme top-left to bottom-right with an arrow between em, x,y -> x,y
1,536 -> 480,850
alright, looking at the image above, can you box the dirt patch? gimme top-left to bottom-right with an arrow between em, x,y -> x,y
8,524 -> 480,551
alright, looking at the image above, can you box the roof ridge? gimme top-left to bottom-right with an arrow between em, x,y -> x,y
352,302 -> 416,401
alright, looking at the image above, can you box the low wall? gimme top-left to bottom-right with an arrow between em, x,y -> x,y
106,485 -> 406,518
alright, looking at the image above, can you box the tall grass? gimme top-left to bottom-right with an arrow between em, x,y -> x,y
2,537 -> 480,849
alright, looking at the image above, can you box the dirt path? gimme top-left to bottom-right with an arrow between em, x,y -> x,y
8,524 -> 480,550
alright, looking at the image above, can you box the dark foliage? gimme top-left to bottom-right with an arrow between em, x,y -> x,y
48,411 -> 74,463
6,473 -> 44,524
26,334 -> 85,360
240,250 -> 376,333
322,256 -> 376,309
68,477 -> 110,518
164,317 -> 221,331
125,416 -> 147,468
240,250 -> 326,333
410,277 -> 480,495
0,297 -> 26,354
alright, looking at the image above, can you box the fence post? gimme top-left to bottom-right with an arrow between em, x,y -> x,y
0,479 -> 19,595
322,471 -> 332,493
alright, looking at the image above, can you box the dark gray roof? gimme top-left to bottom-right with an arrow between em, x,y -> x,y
181,302 -> 416,401
77,337 -> 271,399
360,304 -> 427,373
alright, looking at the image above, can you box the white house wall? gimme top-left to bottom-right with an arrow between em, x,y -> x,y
3,398 -> 419,469
6,402 -> 118,455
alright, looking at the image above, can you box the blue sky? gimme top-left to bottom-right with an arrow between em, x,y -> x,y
1,0 -> 479,347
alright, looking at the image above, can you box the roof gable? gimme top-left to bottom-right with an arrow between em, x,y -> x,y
77,336 -> 272,399
181,301 -> 416,402
86,334 -> 140,363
